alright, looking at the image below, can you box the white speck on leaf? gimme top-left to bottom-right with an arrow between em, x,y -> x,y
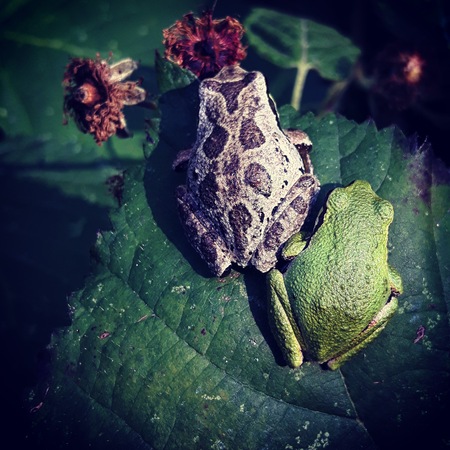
300,430 -> 330,449
171,285 -> 191,294
150,414 -> 160,423
202,394 -> 222,401
210,439 -> 226,449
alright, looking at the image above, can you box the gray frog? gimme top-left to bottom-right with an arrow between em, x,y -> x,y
175,65 -> 319,276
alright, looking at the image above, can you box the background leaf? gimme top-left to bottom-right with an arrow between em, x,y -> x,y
29,93 -> 450,448
244,8 -> 360,80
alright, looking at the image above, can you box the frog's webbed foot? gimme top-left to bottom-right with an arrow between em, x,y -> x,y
176,185 -> 232,276
281,232 -> 309,259
253,174 -> 319,272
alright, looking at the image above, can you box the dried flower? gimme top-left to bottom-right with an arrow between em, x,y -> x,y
163,11 -> 246,79
373,44 -> 427,110
403,53 -> 424,84
63,55 -> 146,145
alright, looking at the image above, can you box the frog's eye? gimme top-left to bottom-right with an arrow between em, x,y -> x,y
327,187 -> 349,211
376,200 -> 394,223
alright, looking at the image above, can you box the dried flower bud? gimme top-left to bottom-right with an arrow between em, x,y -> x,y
373,44 -> 427,110
63,55 -> 146,145
403,53 -> 424,85
163,11 -> 246,79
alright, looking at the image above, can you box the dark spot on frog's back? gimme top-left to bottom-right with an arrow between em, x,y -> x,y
291,196 -> 307,214
229,203 -> 252,232
218,72 -> 258,114
239,119 -> 265,149
203,125 -> 229,158
244,162 -> 272,197
263,221 -> 284,250
199,172 -> 219,209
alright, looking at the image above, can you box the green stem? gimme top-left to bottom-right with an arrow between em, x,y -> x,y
2,30 -> 97,56
291,19 -> 311,110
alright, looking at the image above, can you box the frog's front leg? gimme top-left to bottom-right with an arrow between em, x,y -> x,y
267,269 -> 306,368
176,185 -> 233,276
281,232 -> 309,259
327,296 -> 399,370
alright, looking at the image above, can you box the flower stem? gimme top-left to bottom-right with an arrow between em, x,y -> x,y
291,19 -> 310,110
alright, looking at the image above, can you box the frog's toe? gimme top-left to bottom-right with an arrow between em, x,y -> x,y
252,250 -> 277,273
198,232 -> 233,276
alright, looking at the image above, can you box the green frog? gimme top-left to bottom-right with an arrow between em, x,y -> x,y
267,180 -> 403,370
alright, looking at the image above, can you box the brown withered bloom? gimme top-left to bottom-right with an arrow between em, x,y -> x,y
163,11 -> 246,79
63,55 -> 146,145
373,44 -> 427,110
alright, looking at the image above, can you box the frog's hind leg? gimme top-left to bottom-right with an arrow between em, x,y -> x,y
327,296 -> 399,370
267,269 -> 306,368
176,185 -> 233,276
253,174 -> 319,272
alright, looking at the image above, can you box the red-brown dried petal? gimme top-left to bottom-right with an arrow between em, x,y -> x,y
163,11 -> 247,79
62,55 -> 145,145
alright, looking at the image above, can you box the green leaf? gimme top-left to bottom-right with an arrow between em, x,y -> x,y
29,97 -> 450,449
244,8 -> 360,81
0,135 -> 143,206
155,51 -> 198,95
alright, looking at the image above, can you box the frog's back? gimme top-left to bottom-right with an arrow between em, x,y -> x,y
285,181 -> 394,362
187,66 -> 308,267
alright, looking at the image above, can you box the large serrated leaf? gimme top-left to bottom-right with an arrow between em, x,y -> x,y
244,8 -> 360,81
29,94 -> 450,449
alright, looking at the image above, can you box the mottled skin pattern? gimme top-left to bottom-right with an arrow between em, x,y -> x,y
267,180 -> 403,369
176,65 -> 319,276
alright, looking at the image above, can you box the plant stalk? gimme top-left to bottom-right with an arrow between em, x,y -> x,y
291,19 -> 310,110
